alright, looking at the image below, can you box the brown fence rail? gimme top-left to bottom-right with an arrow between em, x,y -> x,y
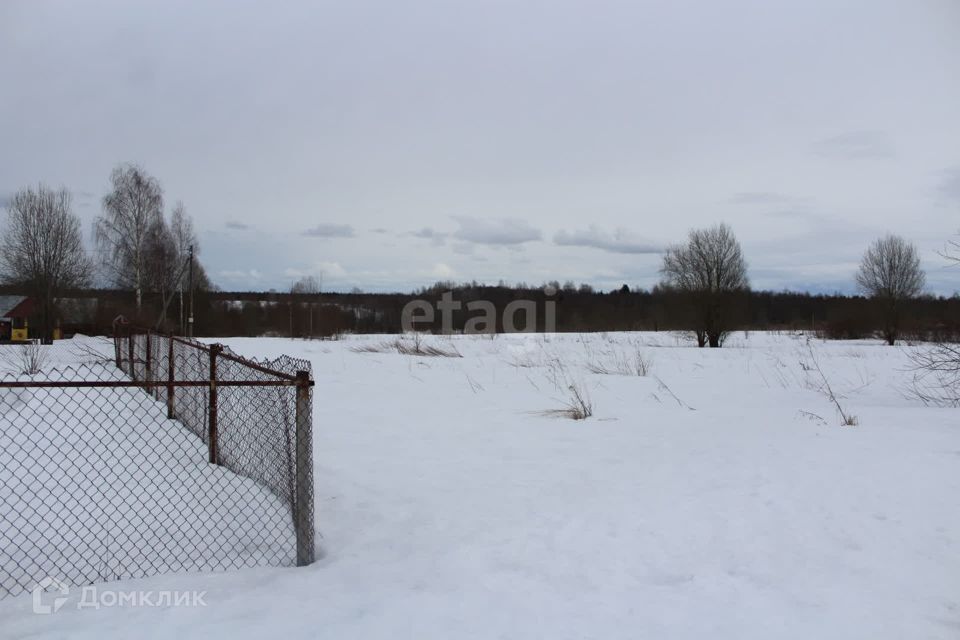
0,325 -> 314,599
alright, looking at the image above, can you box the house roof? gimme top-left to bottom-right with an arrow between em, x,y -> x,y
0,296 -> 30,318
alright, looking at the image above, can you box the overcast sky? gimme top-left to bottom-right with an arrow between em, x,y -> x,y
2,0 -> 959,293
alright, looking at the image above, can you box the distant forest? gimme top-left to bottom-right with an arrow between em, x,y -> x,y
6,282 -> 958,342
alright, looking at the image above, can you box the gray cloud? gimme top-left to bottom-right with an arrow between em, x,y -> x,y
226,221 -> 250,230
554,226 -> 662,254
813,130 -> 895,159
409,227 -> 447,246
411,227 -> 443,239
452,217 -> 541,246
303,223 -> 355,238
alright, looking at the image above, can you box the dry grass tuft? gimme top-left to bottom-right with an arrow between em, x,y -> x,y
583,340 -> 652,377
538,356 -> 594,420
803,340 -> 858,427
350,334 -> 462,358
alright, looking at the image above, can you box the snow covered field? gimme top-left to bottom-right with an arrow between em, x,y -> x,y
1,331 -> 959,639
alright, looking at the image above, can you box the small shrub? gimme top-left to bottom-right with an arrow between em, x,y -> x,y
905,342 -> 960,407
0,342 -> 48,375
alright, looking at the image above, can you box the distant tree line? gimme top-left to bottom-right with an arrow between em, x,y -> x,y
215,225 -> 951,345
48,278 -> 945,343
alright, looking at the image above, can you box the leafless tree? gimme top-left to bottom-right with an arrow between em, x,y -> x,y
144,214 -> 178,314
95,164 -> 164,313
290,275 -> 322,296
291,275 -> 322,338
941,228 -> 959,267
143,201 -> 210,331
908,342 -> 960,407
906,229 -> 960,405
169,201 -> 198,330
660,223 -> 749,347
169,202 -> 197,265
0,184 -> 92,342
855,234 -> 925,345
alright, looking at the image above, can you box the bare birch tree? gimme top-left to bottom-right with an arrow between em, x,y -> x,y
144,214 -> 177,314
0,184 -> 92,341
140,200 -> 210,330
95,164 -> 164,313
170,201 -> 197,268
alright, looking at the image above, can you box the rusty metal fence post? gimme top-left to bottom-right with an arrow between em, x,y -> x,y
145,330 -> 153,396
167,336 -> 175,419
128,332 -> 136,381
294,369 -> 314,566
208,343 -> 221,465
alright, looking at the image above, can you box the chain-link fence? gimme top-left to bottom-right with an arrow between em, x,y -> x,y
0,327 -> 314,599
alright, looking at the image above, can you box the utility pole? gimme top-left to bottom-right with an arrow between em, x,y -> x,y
178,251 -> 185,334
179,286 -> 184,335
187,245 -> 195,338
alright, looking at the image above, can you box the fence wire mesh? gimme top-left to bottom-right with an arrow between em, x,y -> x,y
0,331 -> 314,599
